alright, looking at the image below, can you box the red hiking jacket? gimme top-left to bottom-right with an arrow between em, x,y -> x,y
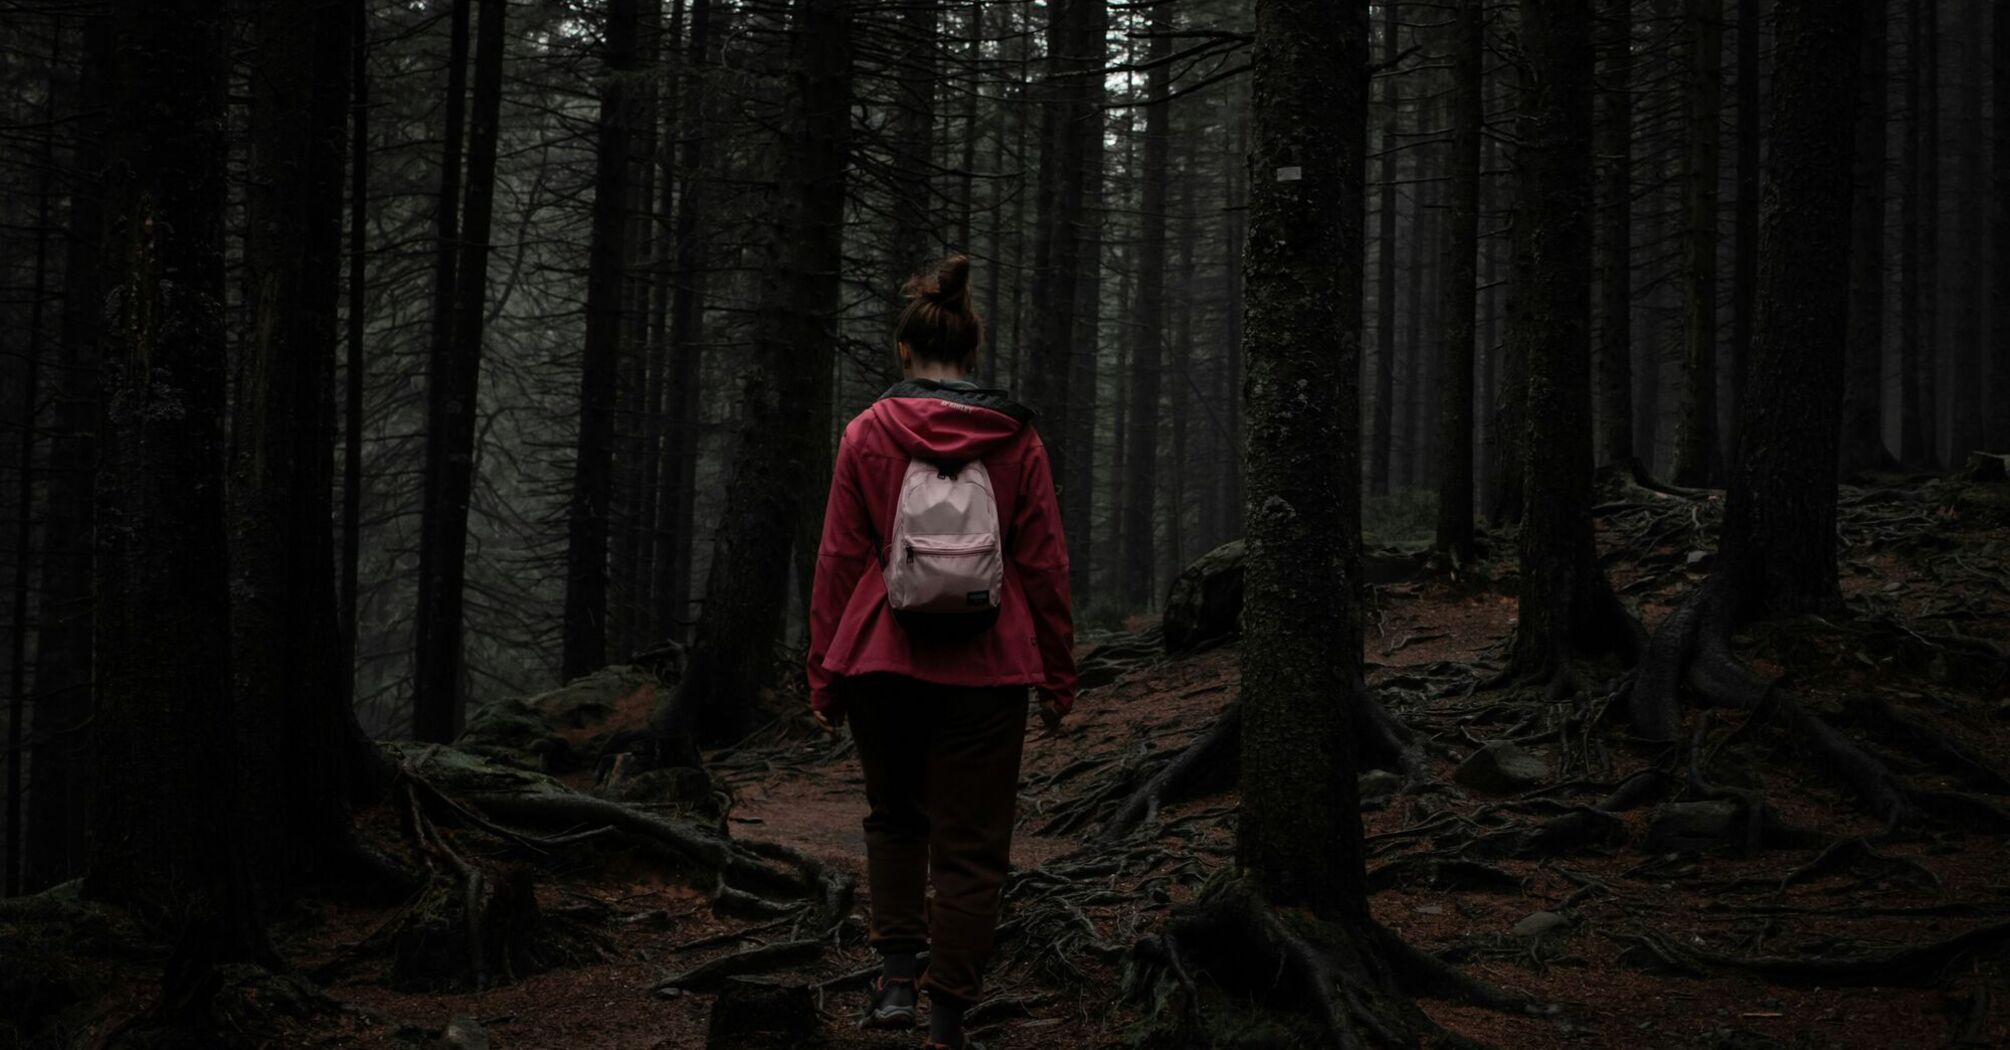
807,379 -> 1076,723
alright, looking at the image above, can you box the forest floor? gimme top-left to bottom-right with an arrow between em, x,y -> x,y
12,471 -> 2010,1050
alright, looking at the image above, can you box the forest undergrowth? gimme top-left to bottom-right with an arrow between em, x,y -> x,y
6,469 -> 2009,1049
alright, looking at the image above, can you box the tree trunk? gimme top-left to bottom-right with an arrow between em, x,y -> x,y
1169,157 -> 1198,582
1719,0 -> 1860,617
340,0 -> 367,715
1899,0 -> 1927,464
1060,0 -> 1105,604
89,0 -> 269,985
1238,0 -> 1369,920
1219,123 -> 1247,542
1370,0 -> 1399,497
887,0 -> 937,276
1596,0 -> 1636,467
25,11 -> 108,893
564,0 -> 641,680
652,0 -> 851,747
1485,53 -> 1525,525
1401,113 -> 1434,490
1726,0 -> 1760,460
8,22 -> 61,899
1434,0 -> 1482,564
1024,0 -> 1086,584
1918,0 -> 1939,465
414,0 -> 508,742
1840,0 -> 1889,474
1672,0 -> 1724,487
1945,0 -> 1986,465
1123,0 -> 1171,612
657,0 -> 715,641
1510,0 -> 1637,679
234,0 -> 381,886
1993,0 -> 2010,450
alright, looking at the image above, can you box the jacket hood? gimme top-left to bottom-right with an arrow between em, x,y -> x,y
865,378 -> 1035,463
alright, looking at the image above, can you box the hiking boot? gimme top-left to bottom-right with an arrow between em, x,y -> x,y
857,975 -> 918,1029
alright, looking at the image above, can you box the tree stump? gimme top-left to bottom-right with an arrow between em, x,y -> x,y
704,977 -> 820,1049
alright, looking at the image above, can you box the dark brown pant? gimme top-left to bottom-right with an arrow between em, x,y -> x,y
846,674 -> 1028,1004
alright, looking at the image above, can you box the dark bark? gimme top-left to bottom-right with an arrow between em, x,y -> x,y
1727,0 -> 1760,459
89,0 -> 269,979
564,0 -> 641,680
1721,0 -> 1860,617
234,0 -> 382,886
651,0 -> 851,747
1485,54 -> 1525,525
340,0 -> 366,717
1433,0 -> 1482,564
1509,0 -> 1640,681
656,0 -> 715,641
1024,0 -> 1090,596
1672,0 -> 1724,487
1123,0 -> 1172,612
1994,0 -> 2010,450
1918,0 -> 1939,466
887,0 -> 937,276
1059,0 -> 1105,604
1840,0 -> 1889,474
1945,0 -> 1986,465
1219,124 -> 1247,541
1401,108 -> 1435,490
8,21 -> 61,899
24,11 -> 109,894
1633,0 -> 1860,742
617,17 -> 664,661
1369,0 -> 1399,497
1239,0 -> 1368,921
1898,0 -> 1926,464
414,0 -> 507,742
1596,0 -> 1636,468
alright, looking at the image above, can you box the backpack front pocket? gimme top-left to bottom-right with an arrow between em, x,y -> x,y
889,533 -> 1003,614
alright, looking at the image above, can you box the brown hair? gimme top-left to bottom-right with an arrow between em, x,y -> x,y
894,255 -> 986,365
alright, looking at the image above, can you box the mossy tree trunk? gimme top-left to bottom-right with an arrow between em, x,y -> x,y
1237,0 -> 1368,921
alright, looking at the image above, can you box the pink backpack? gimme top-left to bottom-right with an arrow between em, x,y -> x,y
881,458 -> 1004,636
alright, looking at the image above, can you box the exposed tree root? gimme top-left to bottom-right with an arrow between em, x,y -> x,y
1125,876 -> 1544,1049
1071,692 -> 1430,845
652,939 -> 826,995
1622,567 -> 2008,835
1778,700 -> 1917,830
1773,836 -> 1942,894
1091,705 -> 1242,844
1616,921 -> 2010,986
1847,699 -> 2010,794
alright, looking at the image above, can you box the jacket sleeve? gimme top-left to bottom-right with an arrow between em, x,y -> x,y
807,432 -> 875,722
1010,433 -> 1077,712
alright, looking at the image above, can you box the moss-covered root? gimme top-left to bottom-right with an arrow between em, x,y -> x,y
1124,877 -> 1541,1049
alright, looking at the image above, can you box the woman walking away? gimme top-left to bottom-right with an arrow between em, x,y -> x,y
806,255 -> 1077,1050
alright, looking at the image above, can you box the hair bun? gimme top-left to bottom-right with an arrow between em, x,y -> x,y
933,255 -> 971,302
